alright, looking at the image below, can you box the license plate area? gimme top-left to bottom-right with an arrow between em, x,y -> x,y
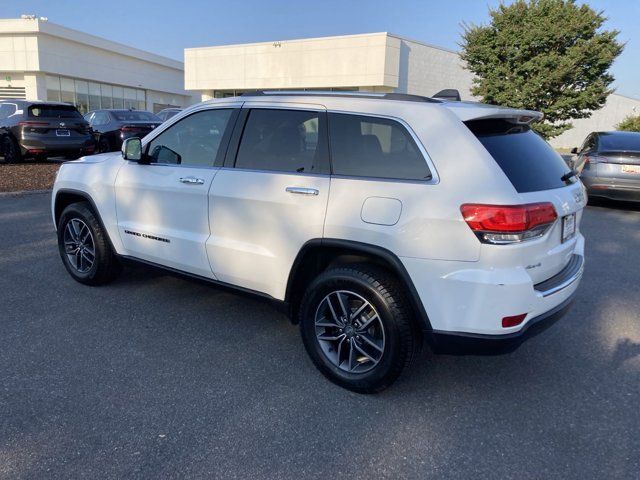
56,129 -> 70,137
622,165 -> 640,174
562,213 -> 576,242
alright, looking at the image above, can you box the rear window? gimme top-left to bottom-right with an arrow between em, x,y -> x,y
466,119 -> 571,193
113,111 -> 159,122
28,105 -> 82,119
597,132 -> 640,152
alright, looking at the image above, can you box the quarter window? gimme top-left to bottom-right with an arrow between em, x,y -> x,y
328,113 -> 431,180
235,109 -> 326,174
147,109 -> 234,167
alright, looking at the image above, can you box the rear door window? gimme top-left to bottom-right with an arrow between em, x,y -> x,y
465,119 -> 572,193
328,113 -> 431,180
235,109 -> 328,174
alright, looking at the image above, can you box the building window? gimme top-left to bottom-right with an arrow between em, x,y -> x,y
43,75 -> 148,114
112,86 -> 124,109
101,84 -> 113,109
75,80 -> 89,114
60,77 -> 75,105
46,75 -> 61,102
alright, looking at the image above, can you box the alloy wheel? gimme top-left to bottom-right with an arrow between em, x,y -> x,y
314,290 -> 385,373
63,218 -> 96,273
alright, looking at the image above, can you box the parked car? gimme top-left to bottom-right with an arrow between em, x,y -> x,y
0,100 -> 94,163
156,107 -> 182,122
52,92 -> 585,393
85,109 -> 162,153
573,131 -> 640,202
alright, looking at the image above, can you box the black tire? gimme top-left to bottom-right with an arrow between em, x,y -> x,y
299,264 -> 420,393
98,137 -> 111,153
57,202 -> 121,285
2,136 -> 22,164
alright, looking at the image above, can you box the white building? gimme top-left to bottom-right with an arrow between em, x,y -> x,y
184,31 -> 640,148
0,17 -> 194,114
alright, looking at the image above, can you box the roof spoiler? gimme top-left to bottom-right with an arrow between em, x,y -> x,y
432,89 -> 461,102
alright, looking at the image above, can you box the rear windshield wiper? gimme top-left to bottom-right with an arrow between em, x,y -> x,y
561,170 -> 577,182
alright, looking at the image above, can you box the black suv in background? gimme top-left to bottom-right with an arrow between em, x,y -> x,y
0,100 -> 94,163
85,109 -> 162,153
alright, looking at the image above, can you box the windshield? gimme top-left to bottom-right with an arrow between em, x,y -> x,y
112,111 -> 160,122
28,105 -> 82,119
598,132 -> 640,152
466,119 -> 572,193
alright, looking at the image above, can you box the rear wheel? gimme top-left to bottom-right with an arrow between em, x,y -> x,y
299,264 -> 420,393
98,137 -> 111,153
57,202 -> 121,285
2,137 -> 22,164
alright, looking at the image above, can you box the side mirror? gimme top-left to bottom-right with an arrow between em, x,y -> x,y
122,137 -> 143,162
570,147 -> 578,154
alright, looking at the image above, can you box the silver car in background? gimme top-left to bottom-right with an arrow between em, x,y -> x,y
574,131 -> 640,202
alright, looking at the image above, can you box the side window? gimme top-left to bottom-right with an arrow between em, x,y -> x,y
0,103 -> 17,119
580,134 -> 595,153
328,113 -> 431,180
235,109 -> 326,173
147,109 -> 234,167
93,112 -> 110,126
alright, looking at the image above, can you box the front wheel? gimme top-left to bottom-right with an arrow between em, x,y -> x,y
57,202 -> 121,285
299,264 -> 420,393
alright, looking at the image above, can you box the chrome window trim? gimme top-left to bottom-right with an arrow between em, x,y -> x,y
326,109 -> 440,185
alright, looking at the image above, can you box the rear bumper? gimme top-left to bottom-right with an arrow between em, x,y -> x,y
19,135 -> 95,156
429,292 -> 576,354
581,175 -> 640,202
403,234 -> 585,350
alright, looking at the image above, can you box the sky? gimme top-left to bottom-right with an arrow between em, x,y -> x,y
1,0 -> 638,98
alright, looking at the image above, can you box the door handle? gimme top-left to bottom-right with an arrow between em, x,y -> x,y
286,186 -> 319,196
179,176 -> 205,185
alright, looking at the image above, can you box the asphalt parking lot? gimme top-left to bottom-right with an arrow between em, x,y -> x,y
1,193 -> 639,479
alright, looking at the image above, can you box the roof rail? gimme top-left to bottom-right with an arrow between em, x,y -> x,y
240,90 -> 442,103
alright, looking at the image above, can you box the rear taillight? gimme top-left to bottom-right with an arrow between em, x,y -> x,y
19,121 -> 49,126
460,203 -> 557,244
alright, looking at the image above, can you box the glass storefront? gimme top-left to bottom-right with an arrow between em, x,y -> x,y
46,75 -> 146,114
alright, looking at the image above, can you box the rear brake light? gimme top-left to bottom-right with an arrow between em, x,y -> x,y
19,121 -> 49,126
460,203 -> 557,244
120,126 -> 143,132
502,313 -> 527,328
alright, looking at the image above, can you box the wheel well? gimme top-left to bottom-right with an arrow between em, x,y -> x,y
54,191 -> 92,226
285,241 -> 431,333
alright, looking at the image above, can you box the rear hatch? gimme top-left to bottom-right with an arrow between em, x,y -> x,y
23,104 -> 90,138
456,108 -> 584,284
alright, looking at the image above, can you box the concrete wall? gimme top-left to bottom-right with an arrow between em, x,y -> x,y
0,18 -> 194,107
393,36 -> 476,101
185,32 -> 399,92
549,94 -> 640,149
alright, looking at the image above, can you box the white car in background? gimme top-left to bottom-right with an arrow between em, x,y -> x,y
52,91 -> 585,393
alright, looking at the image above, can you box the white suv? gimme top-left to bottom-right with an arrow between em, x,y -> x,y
52,92 -> 585,393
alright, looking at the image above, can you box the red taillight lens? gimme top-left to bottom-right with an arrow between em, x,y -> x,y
502,313 -> 527,328
19,121 -> 49,126
460,203 -> 557,244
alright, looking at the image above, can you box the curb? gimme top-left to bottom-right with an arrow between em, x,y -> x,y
0,189 -> 52,198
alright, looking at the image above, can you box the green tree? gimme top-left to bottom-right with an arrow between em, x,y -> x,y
461,0 -> 623,139
616,115 -> 640,132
